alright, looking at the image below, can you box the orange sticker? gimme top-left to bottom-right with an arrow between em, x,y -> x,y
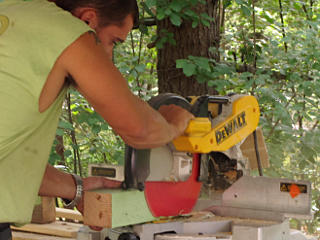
289,184 -> 301,199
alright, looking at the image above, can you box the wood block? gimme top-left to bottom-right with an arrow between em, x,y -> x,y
240,128 -> 269,170
31,197 -> 56,224
12,231 -> 75,240
83,189 -> 156,228
55,208 -> 83,222
11,221 -> 82,238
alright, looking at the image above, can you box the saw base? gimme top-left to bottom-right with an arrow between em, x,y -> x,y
103,212 -> 314,240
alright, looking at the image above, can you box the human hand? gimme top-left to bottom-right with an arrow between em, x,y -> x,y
158,104 -> 194,138
76,176 -> 122,231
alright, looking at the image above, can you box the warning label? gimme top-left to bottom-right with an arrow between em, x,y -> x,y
280,183 -> 307,193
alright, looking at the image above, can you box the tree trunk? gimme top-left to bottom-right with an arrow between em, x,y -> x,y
157,0 -> 223,97
55,135 -> 65,165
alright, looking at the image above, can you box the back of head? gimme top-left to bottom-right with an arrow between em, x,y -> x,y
53,0 -> 139,28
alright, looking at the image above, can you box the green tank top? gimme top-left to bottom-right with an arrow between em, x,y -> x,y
0,0 -> 91,225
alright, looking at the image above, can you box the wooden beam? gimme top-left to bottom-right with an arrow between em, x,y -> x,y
83,189 -> 156,228
240,127 -> 269,170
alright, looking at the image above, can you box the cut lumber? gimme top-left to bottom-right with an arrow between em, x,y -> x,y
31,197 -> 56,224
55,208 -> 83,222
11,221 -> 82,238
12,231 -> 75,240
240,127 -> 269,170
83,189 -> 156,228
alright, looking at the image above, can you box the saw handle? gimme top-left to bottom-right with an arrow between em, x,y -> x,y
184,117 -> 212,137
190,95 -> 231,117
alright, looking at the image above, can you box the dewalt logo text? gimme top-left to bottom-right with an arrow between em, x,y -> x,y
215,112 -> 247,145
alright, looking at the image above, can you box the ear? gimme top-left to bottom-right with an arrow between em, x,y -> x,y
72,7 -> 99,29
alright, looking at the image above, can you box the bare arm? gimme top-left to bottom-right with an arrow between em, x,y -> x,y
39,164 -> 121,200
54,32 -> 193,149
38,164 -> 75,199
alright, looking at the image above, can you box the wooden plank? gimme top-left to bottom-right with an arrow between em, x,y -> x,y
83,189 -> 156,228
12,231 -> 75,240
11,221 -> 81,238
56,208 -> 83,222
240,127 -> 269,170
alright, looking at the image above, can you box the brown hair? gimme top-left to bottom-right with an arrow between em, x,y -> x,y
53,0 -> 139,28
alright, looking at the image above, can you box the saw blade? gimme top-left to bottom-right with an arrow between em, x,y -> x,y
144,154 -> 202,217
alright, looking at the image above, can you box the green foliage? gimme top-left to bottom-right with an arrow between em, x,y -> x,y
153,29 -> 176,49
115,26 -> 158,99
154,0 -> 207,26
143,0 -> 214,49
235,0 -> 252,16
49,89 -> 126,175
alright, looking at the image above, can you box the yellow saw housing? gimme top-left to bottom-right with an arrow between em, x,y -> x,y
173,95 -> 260,153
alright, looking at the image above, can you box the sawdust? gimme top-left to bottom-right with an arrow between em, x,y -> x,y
151,211 -> 279,229
183,211 -> 279,226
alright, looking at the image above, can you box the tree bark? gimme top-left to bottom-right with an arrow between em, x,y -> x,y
157,0 -> 223,97
55,135 -> 65,165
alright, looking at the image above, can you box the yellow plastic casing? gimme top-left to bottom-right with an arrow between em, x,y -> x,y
173,95 -> 260,153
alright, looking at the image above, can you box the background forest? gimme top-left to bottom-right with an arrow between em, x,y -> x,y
49,0 -> 319,235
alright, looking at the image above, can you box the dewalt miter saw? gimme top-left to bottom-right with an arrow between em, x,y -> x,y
122,93 -> 260,217
88,93 -> 312,240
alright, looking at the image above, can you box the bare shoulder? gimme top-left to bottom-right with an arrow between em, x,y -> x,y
56,31 -> 110,71
39,31 -> 101,112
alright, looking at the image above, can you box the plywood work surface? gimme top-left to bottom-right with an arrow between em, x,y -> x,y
12,231 -> 75,240
11,221 -> 82,238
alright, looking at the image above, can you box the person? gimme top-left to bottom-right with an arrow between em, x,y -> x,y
0,0 -> 193,238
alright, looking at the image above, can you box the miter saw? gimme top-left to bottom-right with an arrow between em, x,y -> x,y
122,93 -> 260,217
89,93 -> 313,240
